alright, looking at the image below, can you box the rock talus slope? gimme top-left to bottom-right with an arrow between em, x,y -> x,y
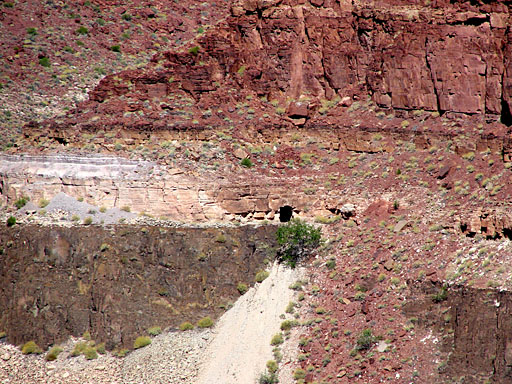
196,262 -> 302,384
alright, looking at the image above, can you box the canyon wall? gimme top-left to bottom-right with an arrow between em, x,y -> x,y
29,0 -> 512,139
406,282 -> 512,383
0,224 -> 275,349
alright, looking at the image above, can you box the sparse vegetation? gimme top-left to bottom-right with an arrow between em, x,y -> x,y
148,326 -> 162,336
15,197 -> 28,209
432,285 -> 448,303
45,345 -> 63,361
6,216 -> 16,227
270,333 -> 284,346
255,270 -> 270,283
21,341 -> 42,355
133,336 -> 152,349
179,322 -> 194,331
197,316 -> 214,328
237,282 -> 248,295
356,328 -> 376,351
240,157 -> 253,168
276,219 -> 322,267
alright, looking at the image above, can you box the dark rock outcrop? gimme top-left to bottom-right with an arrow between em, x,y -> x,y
0,224 -> 276,349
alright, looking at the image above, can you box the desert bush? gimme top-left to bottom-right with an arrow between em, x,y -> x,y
6,216 -> 16,227
83,217 -> 93,225
237,283 -> 248,295
259,371 -> 278,384
96,342 -> 106,354
148,326 -> 162,336
240,158 -> 253,168
276,219 -> 321,267
179,322 -> 194,331
255,270 -> 270,283
21,341 -> 42,355
293,368 -> 306,380
110,45 -> 121,52
280,319 -> 298,331
45,345 -> 63,361
133,336 -> 151,349
76,26 -> 89,35
14,197 -> 28,209
121,205 -> 131,212
356,328 -> 376,351
38,198 -> 49,208
84,346 -> 98,359
188,46 -> 200,55
270,333 -> 283,346
197,317 -> 213,328
71,342 -> 87,356
215,234 -> 227,243
432,285 -> 448,303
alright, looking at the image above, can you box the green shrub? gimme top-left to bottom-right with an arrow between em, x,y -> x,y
71,342 -> 87,356
293,368 -> 306,380
26,27 -> 37,35
6,216 -> 16,227
215,234 -> 227,243
255,270 -> 270,283
179,322 -> 194,331
14,197 -> 28,209
266,360 -> 278,374
83,217 -> 93,225
133,336 -> 151,349
432,285 -> 448,303
276,219 -> 322,267
325,258 -> 336,270
21,341 -> 42,355
116,348 -> 129,357
71,214 -> 80,222
148,326 -> 162,336
110,45 -> 121,52
96,342 -> 106,354
270,333 -> 283,346
39,57 -> 50,67
280,319 -> 298,331
38,198 -> 49,208
121,13 -> 132,21
240,158 -> 253,168
237,283 -> 248,295
45,345 -> 63,361
259,371 -> 278,384
356,328 -> 376,351
188,46 -> 200,55
76,26 -> 89,35
84,346 -> 98,359
121,205 -> 131,212
82,330 -> 91,340
197,317 -> 213,328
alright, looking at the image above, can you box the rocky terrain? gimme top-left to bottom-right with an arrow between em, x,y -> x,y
2,0 -> 512,383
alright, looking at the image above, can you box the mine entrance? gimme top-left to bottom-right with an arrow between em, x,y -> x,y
279,206 -> 293,222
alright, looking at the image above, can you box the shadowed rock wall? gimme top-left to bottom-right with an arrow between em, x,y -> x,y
0,224 -> 276,349
406,282 -> 512,383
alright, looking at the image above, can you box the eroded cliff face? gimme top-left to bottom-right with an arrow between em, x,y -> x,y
405,282 -> 512,383
28,0 -> 512,141
0,224 -> 275,349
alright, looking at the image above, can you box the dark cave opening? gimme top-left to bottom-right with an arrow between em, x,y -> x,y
279,206 -> 293,223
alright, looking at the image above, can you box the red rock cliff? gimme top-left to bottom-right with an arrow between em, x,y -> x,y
37,0 -> 512,135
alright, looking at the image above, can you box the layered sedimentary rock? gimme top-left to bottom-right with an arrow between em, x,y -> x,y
27,0 -> 512,141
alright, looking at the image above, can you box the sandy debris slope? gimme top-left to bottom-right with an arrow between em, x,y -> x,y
196,262 -> 302,384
